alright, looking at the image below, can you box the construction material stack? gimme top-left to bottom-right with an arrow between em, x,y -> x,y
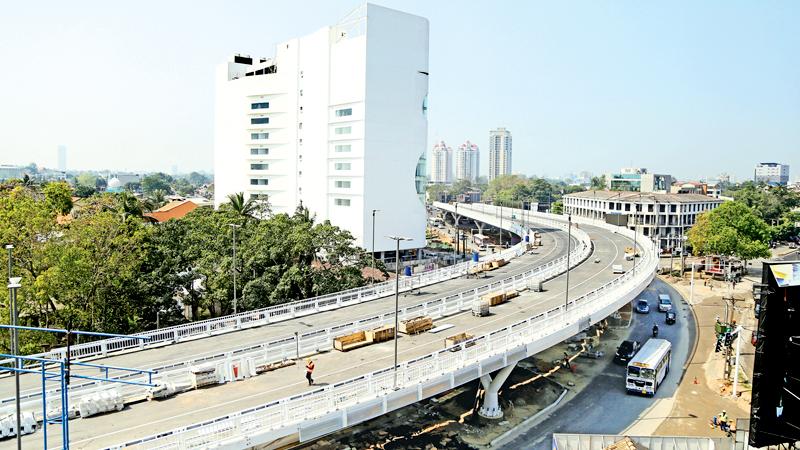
366,325 -> 395,343
445,332 -> 475,350
399,316 -> 433,335
472,297 -> 490,317
333,330 -> 372,352
190,366 -> 217,389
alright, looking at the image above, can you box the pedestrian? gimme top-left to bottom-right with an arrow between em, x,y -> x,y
718,410 -> 729,432
305,358 -> 315,385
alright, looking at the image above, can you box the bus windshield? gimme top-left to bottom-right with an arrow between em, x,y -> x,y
627,366 -> 656,379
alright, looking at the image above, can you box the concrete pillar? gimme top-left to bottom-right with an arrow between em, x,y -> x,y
476,222 -> 484,234
478,363 -> 516,419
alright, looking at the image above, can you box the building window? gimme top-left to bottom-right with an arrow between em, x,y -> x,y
250,194 -> 268,200
335,180 -> 351,188
334,198 -> 351,206
334,126 -> 352,135
335,108 -> 353,117
251,117 -> 269,124
251,102 -> 269,109
250,148 -> 269,155
250,163 -> 268,170
334,144 -> 351,153
335,163 -> 351,170
250,179 -> 269,185
251,132 -> 269,140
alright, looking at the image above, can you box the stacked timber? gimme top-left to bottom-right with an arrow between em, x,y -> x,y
399,316 -> 433,335
366,325 -> 395,343
333,331 -> 372,352
482,291 -> 507,306
255,359 -> 295,374
445,332 -> 475,350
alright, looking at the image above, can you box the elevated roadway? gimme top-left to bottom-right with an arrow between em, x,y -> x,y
2,205 -> 580,449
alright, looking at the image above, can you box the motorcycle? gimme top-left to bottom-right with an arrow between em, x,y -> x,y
652,324 -> 659,338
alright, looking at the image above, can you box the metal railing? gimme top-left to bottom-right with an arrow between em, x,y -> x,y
1,208 -> 532,369
1,207 -> 586,420
105,209 -> 649,449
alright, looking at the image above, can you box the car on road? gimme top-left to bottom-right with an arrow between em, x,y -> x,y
614,340 -> 640,364
657,294 -> 673,312
612,264 -> 625,274
665,310 -> 677,324
635,299 -> 650,314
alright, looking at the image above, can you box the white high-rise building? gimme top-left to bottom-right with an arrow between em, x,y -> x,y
488,127 -> 512,181
214,4 -> 429,253
429,141 -> 453,184
455,140 -> 479,182
754,162 -> 789,186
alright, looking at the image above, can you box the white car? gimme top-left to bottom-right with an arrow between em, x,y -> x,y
612,264 -> 625,274
658,294 -> 673,312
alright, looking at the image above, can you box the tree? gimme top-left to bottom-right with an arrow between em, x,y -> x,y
76,172 -> 98,189
590,175 -> 607,190
73,184 -> 96,198
43,181 -> 73,215
687,201 -> 772,260
187,172 -> 211,186
141,173 -> 173,195
551,200 -> 564,214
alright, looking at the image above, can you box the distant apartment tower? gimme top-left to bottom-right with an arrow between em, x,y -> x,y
488,128 -> 512,181
57,145 -> 67,172
455,140 -> 479,182
754,162 -> 789,186
429,141 -> 453,184
213,4 -> 429,254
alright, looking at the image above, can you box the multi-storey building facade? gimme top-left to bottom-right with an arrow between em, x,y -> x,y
454,140 -> 479,182
429,141 -> 453,184
754,162 -> 789,186
214,4 -> 429,253
563,191 -> 723,251
488,128 -> 512,181
605,167 -> 673,193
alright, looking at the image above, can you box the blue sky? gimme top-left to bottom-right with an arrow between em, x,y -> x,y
0,1 -> 797,182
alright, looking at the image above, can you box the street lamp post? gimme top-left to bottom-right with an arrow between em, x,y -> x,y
229,224 -> 241,315
565,214 -> 572,311
6,244 -> 21,450
371,209 -> 380,284
387,235 -> 412,390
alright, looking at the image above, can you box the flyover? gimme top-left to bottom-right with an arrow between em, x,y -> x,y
2,204 -> 656,449
1,204 -> 575,448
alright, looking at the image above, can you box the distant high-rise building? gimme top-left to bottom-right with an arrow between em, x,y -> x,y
429,141 -> 453,184
488,128 -> 512,181
57,145 -> 67,172
754,162 -> 789,186
454,140 -> 479,182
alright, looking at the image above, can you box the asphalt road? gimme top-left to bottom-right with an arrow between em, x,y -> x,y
500,277 -> 696,450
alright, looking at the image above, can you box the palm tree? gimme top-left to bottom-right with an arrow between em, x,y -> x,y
148,189 -> 167,209
115,191 -> 143,220
227,192 -> 256,218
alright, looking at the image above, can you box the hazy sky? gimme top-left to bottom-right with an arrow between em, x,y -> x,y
0,1 -> 798,181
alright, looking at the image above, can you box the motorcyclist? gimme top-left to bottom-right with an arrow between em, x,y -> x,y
652,323 -> 659,337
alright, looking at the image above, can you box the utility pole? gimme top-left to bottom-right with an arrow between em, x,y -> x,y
6,244 -> 21,450
371,209 -> 379,284
229,224 -> 241,315
565,214 -> 572,311
388,235 -> 412,390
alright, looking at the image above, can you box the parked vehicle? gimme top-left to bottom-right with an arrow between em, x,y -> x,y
635,299 -> 650,314
612,264 -> 625,274
658,294 -> 673,312
614,340 -> 641,364
665,310 -> 677,324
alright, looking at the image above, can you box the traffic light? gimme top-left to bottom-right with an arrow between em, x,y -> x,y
724,332 -> 733,346
715,335 -> 723,352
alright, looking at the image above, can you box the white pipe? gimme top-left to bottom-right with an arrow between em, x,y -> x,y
732,325 -> 742,397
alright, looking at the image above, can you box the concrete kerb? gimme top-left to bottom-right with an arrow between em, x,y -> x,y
489,387 -> 569,448
661,275 -> 703,385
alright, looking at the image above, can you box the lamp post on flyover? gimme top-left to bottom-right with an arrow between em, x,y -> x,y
565,214 -> 572,311
387,235 -> 412,390
229,223 -> 241,315
6,244 -> 21,450
371,209 -> 379,284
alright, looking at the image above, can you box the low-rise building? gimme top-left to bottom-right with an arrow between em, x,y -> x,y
144,200 -> 201,223
563,190 -> 723,251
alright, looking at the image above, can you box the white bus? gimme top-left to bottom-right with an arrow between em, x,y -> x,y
626,338 -> 671,396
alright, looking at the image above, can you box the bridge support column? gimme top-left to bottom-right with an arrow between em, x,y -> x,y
478,363 -> 516,419
475,221 -> 484,235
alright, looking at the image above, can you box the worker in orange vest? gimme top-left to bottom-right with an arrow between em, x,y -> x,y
305,359 -> 315,385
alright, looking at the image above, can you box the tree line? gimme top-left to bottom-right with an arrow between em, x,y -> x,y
0,182 -> 381,354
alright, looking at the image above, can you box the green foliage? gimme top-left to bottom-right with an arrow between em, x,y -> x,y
687,201 -> 772,260
484,174 -> 584,207
187,172 -> 211,186
73,184 -> 95,198
590,175 -> 606,190
141,172 -> 173,194
551,200 -> 564,214
76,172 -> 98,188
43,181 -> 73,215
